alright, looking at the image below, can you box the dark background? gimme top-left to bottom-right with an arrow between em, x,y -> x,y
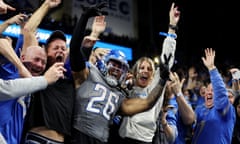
1,0 -> 239,70
138,0 -> 239,70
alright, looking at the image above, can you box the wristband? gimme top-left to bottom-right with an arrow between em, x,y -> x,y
169,24 -> 178,31
176,92 -> 183,97
159,32 -> 177,39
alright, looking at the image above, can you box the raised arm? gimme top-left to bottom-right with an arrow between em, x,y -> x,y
70,2 -> 107,88
84,15 -> 106,43
201,48 -> 216,71
82,15 -> 107,60
0,13 -> 27,33
0,0 -> 15,14
160,2 -> 180,70
0,37 -> 31,77
202,48 -> 231,113
21,0 -> 61,55
168,2 -> 180,34
169,71 -> 196,125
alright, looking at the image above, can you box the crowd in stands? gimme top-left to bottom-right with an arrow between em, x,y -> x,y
1,0 -> 240,144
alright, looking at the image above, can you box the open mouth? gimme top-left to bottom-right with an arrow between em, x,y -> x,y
139,74 -> 148,82
56,54 -> 64,62
206,96 -> 213,102
141,76 -> 148,80
111,71 -> 119,78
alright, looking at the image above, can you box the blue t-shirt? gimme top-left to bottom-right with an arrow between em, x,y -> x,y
0,34 -> 28,144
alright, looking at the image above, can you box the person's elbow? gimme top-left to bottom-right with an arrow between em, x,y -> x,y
182,114 -> 196,125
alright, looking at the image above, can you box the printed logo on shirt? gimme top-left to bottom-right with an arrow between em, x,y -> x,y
0,133 -> 7,144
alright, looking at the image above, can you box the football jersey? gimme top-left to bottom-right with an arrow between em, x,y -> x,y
73,64 -> 127,142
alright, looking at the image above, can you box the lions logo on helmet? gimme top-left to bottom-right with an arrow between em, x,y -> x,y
96,49 -> 129,87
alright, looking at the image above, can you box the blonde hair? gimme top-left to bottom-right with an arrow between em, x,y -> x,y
132,57 -> 155,79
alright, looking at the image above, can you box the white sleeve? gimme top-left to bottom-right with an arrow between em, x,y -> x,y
160,37 -> 176,69
0,76 -> 48,101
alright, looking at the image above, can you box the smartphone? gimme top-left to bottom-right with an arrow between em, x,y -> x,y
23,13 -> 32,22
232,70 -> 240,80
